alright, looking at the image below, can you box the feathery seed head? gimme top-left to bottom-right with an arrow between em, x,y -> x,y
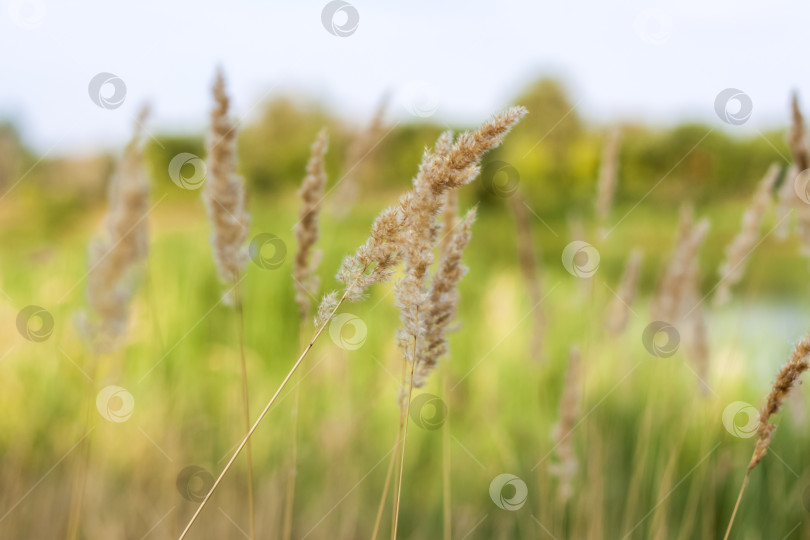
204,69 -> 251,286
79,106 -> 151,352
294,129 -> 329,320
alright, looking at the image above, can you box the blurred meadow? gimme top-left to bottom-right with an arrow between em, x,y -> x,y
3,61 -> 810,540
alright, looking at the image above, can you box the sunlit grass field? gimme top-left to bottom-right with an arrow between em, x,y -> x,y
2,189 -> 810,539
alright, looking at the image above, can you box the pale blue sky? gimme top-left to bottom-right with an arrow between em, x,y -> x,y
0,0 -> 806,154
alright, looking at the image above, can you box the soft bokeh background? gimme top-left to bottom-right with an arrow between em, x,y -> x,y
2,1 -> 810,539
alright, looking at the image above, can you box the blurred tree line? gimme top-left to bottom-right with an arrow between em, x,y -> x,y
0,78 -> 791,231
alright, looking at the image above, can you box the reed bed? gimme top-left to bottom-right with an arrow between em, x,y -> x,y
7,78 -> 810,540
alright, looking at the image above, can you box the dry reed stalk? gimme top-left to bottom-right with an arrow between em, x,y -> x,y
77,106 -> 151,352
441,365 -> 452,540
649,449 -> 679,539
439,190 -> 457,540
284,130 -> 329,540
605,248 -> 642,335
713,163 -> 779,306
331,92 -> 390,216
180,107 -> 527,540
620,407 -> 656,533
510,191 -> 545,360
203,70 -> 255,540
68,106 -> 151,540
788,94 -> 810,252
724,331 -> 810,539
293,129 -> 328,319
550,345 -> 581,503
652,207 -> 709,323
596,126 -> 621,229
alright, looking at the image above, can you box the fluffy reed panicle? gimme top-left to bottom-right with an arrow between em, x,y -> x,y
683,253 -> 710,394
510,191 -> 545,360
596,126 -> 621,227
748,334 -> 810,471
204,70 -> 251,286
293,129 -> 328,320
775,165 -> 797,240
714,164 -> 779,306
325,205 -> 404,319
551,345 -> 581,502
395,107 -> 527,390
605,248 -> 642,335
788,94 -> 810,251
412,207 -> 477,387
789,93 -> 809,172
78,106 -> 151,351
318,107 -> 527,331
652,208 -> 710,322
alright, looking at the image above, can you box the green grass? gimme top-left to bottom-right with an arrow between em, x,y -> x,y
1,192 -> 809,539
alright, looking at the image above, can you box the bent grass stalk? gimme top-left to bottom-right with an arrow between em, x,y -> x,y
371,360 -> 406,540
285,130 -> 328,539
391,334 -> 417,540
179,286 -> 353,539
442,365 -> 451,540
281,336 -> 302,540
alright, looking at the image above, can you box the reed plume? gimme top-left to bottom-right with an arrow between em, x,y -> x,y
509,191 -> 545,359
605,248 -> 642,335
788,93 -> 810,253
714,163 -> 779,306
775,165 -> 797,240
596,126 -> 621,229
652,206 -> 709,323
724,331 -> 810,539
77,106 -> 151,352
413,206 -> 476,386
204,70 -> 250,288
389,107 -> 527,538
293,129 -> 328,319
181,108 -> 526,540
395,107 -> 527,390
789,93 -> 808,172
683,254 -> 709,395
322,205 -> 404,323
551,345 -> 581,502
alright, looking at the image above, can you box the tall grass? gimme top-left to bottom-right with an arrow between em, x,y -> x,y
7,83 -> 810,540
